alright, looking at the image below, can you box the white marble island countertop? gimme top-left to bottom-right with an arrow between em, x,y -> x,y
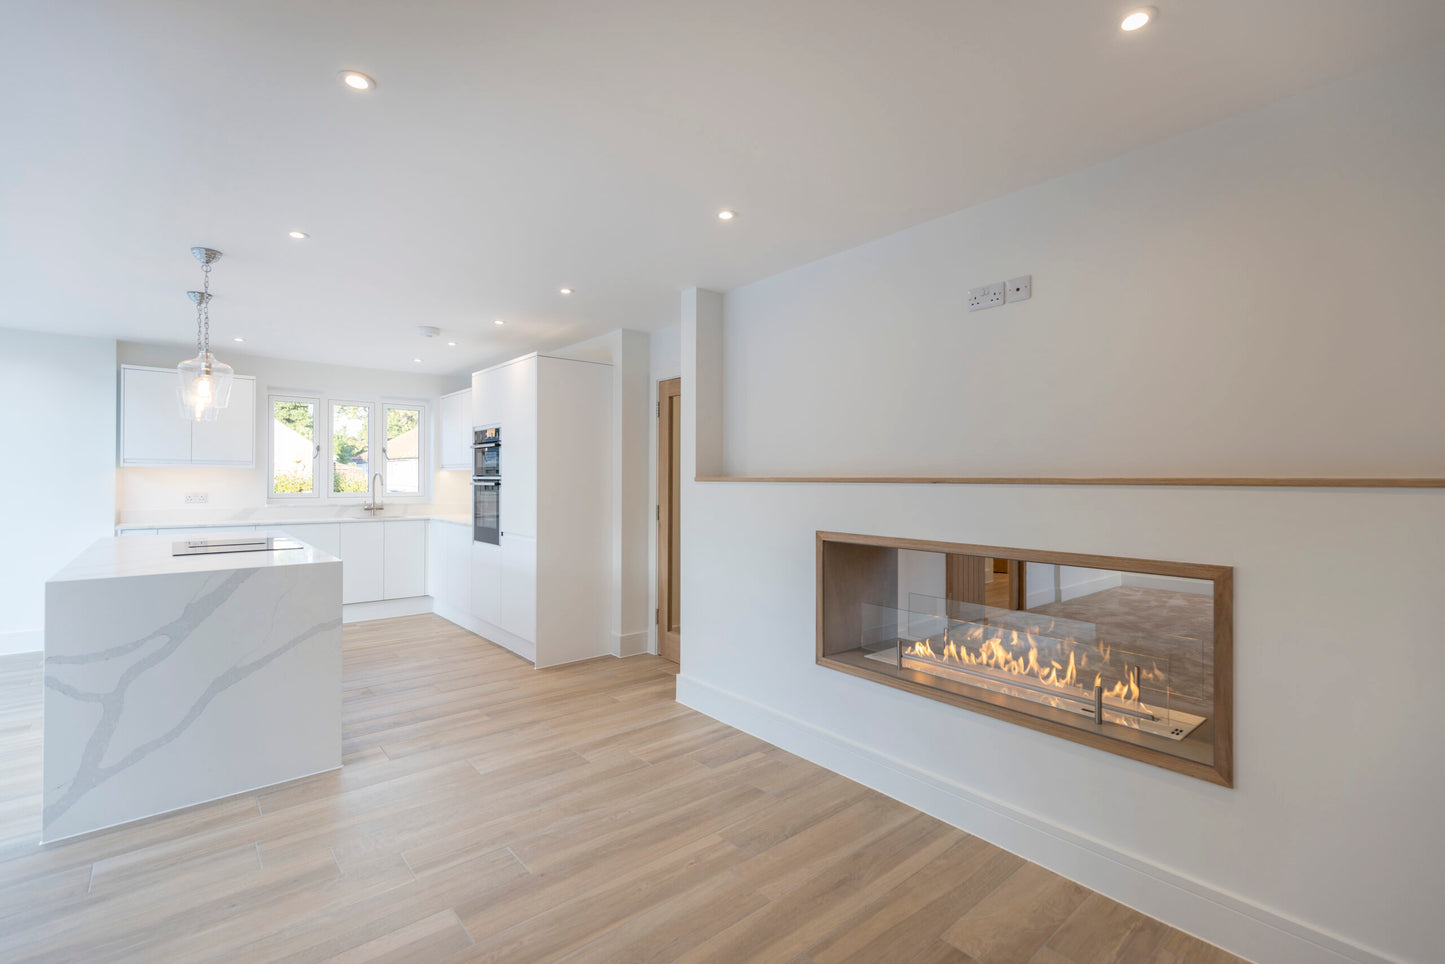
42,536 -> 344,842
52,534 -> 341,582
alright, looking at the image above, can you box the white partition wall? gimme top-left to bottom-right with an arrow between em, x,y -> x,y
675,49 -> 1445,964
0,329 -> 116,654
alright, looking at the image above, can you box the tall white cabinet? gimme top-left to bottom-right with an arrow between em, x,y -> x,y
469,353 -> 611,667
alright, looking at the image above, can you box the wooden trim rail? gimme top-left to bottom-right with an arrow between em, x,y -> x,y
700,476 -> 1445,488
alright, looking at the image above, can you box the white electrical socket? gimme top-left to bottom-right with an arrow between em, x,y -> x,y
184,492 -> 208,505
1006,275 -> 1032,303
967,282 -> 1006,312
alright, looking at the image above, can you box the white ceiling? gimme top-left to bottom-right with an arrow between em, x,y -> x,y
4,1 -> 1444,376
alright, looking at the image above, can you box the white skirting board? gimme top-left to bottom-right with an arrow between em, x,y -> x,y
614,630 -> 650,657
0,630 -> 43,656
676,674 -> 1400,964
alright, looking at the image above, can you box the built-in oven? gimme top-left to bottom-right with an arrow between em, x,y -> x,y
473,479 -> 500,545
473,426 -> 500,479
473,426 -> 501,544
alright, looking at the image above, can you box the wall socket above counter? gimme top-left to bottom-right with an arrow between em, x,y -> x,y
968,274 -> 1031,312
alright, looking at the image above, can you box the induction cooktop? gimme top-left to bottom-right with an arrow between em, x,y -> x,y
171,536 -> 305,556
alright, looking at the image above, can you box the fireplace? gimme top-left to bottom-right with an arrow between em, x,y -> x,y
817,532 -> 1232,785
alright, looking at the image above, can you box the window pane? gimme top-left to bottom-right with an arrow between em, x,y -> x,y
272,399 -> 315,494
332,403 -> 371,494
384,406 -> 421,494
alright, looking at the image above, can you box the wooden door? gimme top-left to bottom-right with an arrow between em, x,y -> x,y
657,378 -> 682,662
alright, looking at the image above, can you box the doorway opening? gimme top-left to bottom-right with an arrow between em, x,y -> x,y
657,377 -> 681,662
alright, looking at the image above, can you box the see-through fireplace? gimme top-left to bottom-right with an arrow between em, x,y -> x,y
817,532 -> 1233,785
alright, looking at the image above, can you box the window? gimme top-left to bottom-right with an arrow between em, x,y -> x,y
269,394 -> 428,503
330,402 -> 372,495
383,404 -> 422,495
270,396 -> 318,498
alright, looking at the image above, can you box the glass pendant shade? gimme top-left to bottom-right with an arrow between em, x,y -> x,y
177,351 -> 234,421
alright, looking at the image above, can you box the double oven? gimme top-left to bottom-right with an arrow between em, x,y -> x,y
472,426 -> 501,545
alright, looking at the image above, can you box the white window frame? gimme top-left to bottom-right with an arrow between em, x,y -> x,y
267,394 -> 322,500
380,399 -> 429,500
267,392 -> 431,505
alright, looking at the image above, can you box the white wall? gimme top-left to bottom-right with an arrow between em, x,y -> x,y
115,342 -> 467,521
0,329 -> 115,652
677,50 -> 1445,964
720,53 -> 1445,480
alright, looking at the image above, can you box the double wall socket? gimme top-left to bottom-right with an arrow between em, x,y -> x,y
184,492 -> 208,505
968,274 -> 1032,312
967,282 -> 1006,312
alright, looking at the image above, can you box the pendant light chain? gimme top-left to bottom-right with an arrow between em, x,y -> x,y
200,260 -> 212,353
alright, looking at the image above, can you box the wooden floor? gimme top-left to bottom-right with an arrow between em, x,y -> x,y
0,615 -> 1245,963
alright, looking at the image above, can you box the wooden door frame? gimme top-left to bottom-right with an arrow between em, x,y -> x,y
657,377 -> 682,662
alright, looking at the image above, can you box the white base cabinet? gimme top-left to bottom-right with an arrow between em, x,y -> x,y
428,521 -> 471,612
338,523 -> 385,604
383,521 -> 427,600
497,535 -> 537,643
470,541 -> 501,626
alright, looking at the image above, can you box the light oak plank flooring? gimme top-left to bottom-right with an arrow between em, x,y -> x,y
0,615 -> 1247,963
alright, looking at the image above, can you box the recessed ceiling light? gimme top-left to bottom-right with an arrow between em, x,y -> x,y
288,230 -> 309,240
494,319 -> 504,326
447,341 -> 457,347
413,357 -> 422,363
559,287 -> 574,295
717,209 -> 736,221
233,337 -> 244,343
1121,7 -> 1154,31
340,70 -> 376,91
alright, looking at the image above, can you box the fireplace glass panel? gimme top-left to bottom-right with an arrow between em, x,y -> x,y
819,538 -> 1229,782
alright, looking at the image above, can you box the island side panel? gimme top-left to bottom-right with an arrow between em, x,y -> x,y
42,560 -> 342,842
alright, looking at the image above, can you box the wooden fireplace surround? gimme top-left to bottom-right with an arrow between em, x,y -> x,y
816,531 -> 1234,787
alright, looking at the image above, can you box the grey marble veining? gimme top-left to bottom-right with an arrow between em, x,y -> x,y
42,537 -> 343,842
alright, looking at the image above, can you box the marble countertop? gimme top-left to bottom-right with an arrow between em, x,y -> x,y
49,535 -> 341,583
114,512 -> 472,531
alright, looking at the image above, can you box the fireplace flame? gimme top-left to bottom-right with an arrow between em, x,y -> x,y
905,628 -> 1150,710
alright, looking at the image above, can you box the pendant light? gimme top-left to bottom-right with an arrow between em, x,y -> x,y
177,246 -> 234,421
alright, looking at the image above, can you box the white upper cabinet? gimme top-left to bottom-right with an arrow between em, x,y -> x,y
120,366 -> 193,464
191,376 -> 255,464
119,365 -> 256,467
439,388 -> 472,471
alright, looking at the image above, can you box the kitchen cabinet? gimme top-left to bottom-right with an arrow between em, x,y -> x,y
470,541 -> 501,626
439,388 -> 472,471
119,365 -> 256,467
497,534 -> 536,642
467,352 -> 611,666
428,520 -> 470,612
338,522 -> 385,604
190,376 -> 255,464
383,520 -> 427,599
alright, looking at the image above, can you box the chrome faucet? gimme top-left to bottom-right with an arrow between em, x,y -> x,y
362,472 -> 385,516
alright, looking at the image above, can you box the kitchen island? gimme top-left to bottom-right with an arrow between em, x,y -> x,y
42,534 -> 343,842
